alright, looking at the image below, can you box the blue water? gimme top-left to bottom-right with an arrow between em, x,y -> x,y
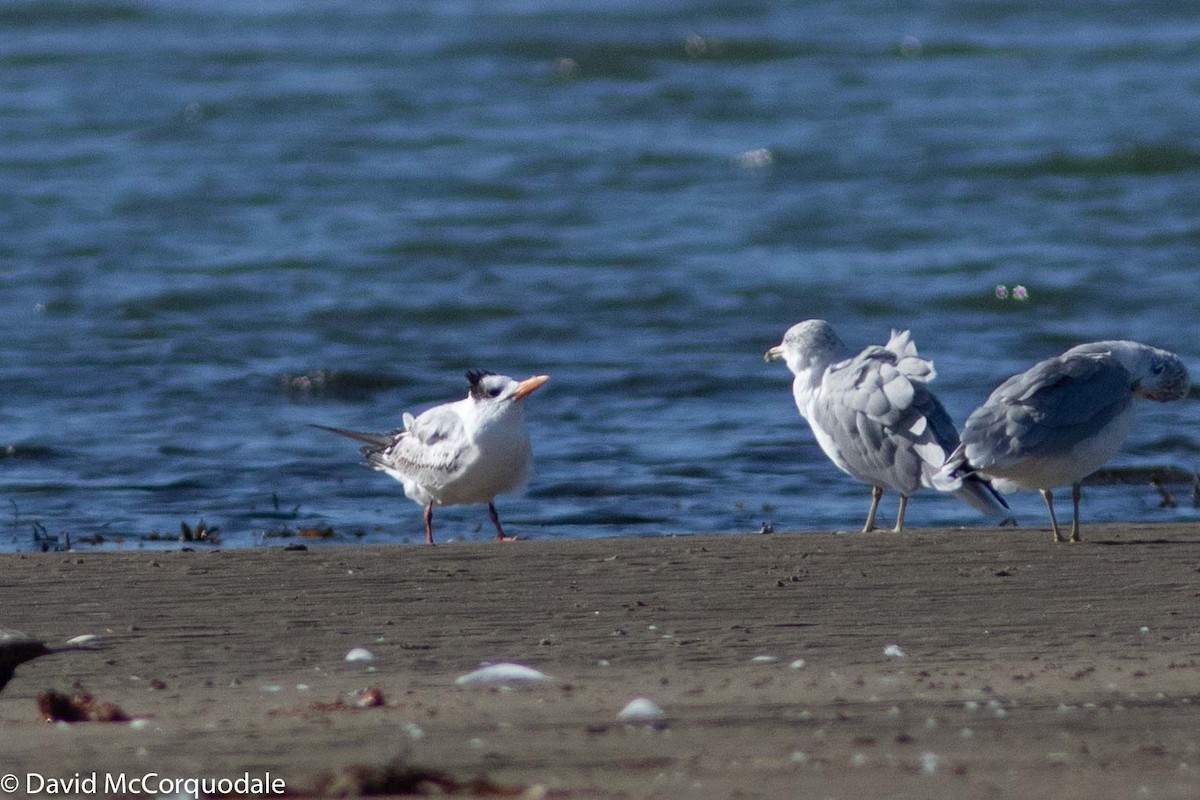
2,0 -> 1198,550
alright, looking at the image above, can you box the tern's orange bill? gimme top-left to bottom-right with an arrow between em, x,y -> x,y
512,374 -> 550,400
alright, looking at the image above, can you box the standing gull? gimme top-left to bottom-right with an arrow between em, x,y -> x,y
765,320 -> 1012,532
938,341 -> 1189,542
314,370 -> 549,545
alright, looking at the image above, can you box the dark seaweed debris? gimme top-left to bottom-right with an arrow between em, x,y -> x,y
37,688 -> 129,723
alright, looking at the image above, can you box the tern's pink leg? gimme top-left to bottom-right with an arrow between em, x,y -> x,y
423,504 -> 435,546
488,502 -> 517,541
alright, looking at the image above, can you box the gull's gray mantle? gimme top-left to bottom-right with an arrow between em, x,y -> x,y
939,340 -> 1189,542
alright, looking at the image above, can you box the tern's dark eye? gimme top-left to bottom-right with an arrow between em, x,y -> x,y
1152,363 -> 1165,375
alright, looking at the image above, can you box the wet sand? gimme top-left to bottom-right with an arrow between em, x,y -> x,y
2,524 -> 1200,798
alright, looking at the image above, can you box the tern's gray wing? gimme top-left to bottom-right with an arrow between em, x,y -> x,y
373,404 -> 473,488
962,352 -> 1134,470
811,346 -> 941,494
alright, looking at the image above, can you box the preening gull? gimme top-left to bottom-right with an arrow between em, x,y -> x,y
314,370 -> 549,545
765,320 -> 1013,532
938,341 -> 1189,542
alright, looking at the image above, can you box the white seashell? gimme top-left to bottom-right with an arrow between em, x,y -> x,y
883,644 -> 906,658
344,647 -> 375,663
751,655 -> 778,664
455,662 -> 550,685
617,697 -> 665,722
789,659 -> 807,669
64,634 -> 101,647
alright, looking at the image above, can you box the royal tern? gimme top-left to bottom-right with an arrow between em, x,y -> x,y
765,320 -> 1012,532
314,370 -> 549,544
938,341 -> 1189,542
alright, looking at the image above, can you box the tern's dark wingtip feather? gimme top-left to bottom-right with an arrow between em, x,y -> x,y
308,424 -> 394,449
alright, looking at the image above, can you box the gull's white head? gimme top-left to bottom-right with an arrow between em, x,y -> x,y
466,370 -> 550,408
764,319 -> 848,376
1066,341 -> 1190,402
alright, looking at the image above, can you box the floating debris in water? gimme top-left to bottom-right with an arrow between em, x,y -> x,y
617,697 -> 665,722
345,648 -> 375,663
455,662 -> 550,685
553,57 -> 579,78
899,35 -> 922,57
734,148 -> 774,169
279,369 -> 407,401
1152,478 -> 1177,508
995,284 -> 1030,301
1085,465 -> 1195,486
180,520 -> 219,545
299,526 -> 336,539
684,33 -> 722,58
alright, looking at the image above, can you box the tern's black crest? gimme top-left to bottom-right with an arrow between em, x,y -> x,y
466,369 -> 496,399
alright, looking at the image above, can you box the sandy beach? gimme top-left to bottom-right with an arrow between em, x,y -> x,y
2,524 -> 1200,799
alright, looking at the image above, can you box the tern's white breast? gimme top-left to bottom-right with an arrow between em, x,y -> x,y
435,410 -> 532,506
